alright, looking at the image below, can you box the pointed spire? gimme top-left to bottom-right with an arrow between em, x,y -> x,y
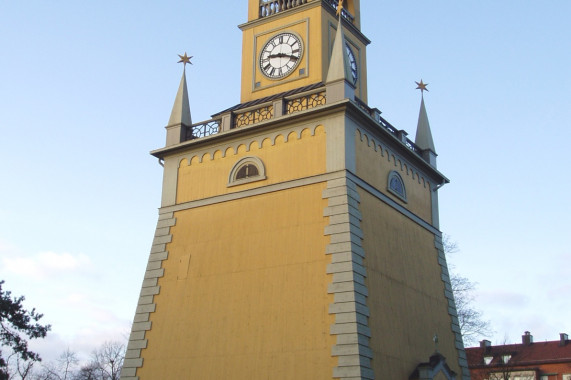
325,13 -> 355,103
414,80 -> 438,168
326,14 -> 354,85
414,81 -> 435,153
165,54 -> 193,147
168,68 -> 192,127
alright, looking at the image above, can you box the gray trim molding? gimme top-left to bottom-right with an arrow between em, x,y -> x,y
120,212 -> 175,380
161,171 -> 343,215
323,176 -> 375,380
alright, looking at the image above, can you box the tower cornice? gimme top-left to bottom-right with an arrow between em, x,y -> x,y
151,97 -> 448,186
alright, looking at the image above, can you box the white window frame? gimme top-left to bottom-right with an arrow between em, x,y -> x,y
227,156 -> 267,187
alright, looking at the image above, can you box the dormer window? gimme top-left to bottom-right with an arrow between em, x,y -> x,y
228,156 -> 266,187
484,356 -> 493,365
387,171 -> 407,202
502,354 -> 512,364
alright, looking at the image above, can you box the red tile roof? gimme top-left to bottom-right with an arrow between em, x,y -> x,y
466,340 -> 571,368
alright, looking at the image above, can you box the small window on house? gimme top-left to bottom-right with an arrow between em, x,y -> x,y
484,356 -> 493,365
387,171 -> 407,202
502,354 -> 511,364
228,156 -> 266,187
236,163 -> 259,180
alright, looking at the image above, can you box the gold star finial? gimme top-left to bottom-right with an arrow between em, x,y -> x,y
416,79 -> 429,94
178,52 -> 193,67
336,0 -> 344,17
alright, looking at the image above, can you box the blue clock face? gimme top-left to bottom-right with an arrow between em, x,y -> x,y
346,43 -> 358,85
259,32 -> 304,79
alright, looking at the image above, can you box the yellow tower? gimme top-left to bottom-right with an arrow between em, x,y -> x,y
121,1 -> 469,379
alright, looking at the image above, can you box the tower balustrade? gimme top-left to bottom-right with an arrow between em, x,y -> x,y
183,86 -> 422,156
259,0 -> 354,23
259,0 -> 309,18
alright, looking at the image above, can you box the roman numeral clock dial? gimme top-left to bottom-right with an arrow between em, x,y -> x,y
259,32 -> 304,80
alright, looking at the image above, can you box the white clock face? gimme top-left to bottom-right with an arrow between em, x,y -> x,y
346,43 -> 358,85
259,32 -> 303,80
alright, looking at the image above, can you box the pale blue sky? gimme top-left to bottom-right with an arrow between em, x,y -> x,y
1,0 -> 569,362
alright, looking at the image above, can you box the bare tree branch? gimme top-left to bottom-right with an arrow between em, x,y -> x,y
444,235 -> 493,346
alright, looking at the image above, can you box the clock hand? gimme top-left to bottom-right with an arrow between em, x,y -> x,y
268,53 -> 299,60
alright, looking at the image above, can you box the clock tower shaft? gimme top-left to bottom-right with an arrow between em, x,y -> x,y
240,0 -> 369,103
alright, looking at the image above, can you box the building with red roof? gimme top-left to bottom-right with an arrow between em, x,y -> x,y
466,332 -> 571,380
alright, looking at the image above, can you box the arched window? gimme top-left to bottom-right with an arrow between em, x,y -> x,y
228,156 -> 266,187
236,163 -> 259,180
388,171 -> 407,202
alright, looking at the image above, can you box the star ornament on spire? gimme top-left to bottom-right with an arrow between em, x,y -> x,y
336,0 -> 344,17
415,79 -> 429,94
178,52 -> 193,67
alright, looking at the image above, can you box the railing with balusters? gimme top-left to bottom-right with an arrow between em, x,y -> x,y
259,0 -> 355,22
355,98 -> 421,154
259,0 -> 309,18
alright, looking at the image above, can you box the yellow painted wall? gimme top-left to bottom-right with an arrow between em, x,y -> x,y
176,125 -> 326,204
247,0 -> 259,21
354,130 -> 433,223
358,189 -> 460,378
137,183 -> 336,379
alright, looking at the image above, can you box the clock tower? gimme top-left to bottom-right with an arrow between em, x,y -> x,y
240,0 -> 368,102
121,1 -> 469,379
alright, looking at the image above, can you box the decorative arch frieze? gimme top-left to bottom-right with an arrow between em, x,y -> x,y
356,128 -> 431,191
177,124 -> 325,168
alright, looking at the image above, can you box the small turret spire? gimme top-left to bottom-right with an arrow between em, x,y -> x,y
326,12 -> 354,86
168,53 -> 193,127
165,53 -> 193,147
414,80 -> 438,168
414,80 -> 436,153
325,11 -> 355,103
